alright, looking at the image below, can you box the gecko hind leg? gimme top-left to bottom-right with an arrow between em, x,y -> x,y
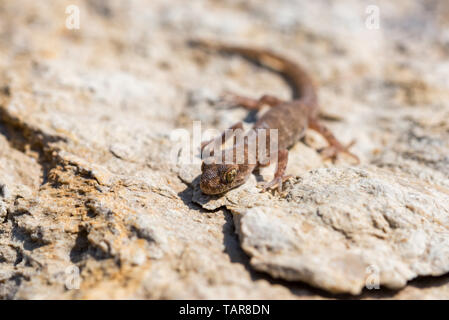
222,92 -> 285,110
258,149 -> 292,193
308,118 -> 359,164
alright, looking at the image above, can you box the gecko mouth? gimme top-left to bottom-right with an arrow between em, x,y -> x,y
199,180 -> 228,195
200,177 -> 246,195
200,175 -> 242,195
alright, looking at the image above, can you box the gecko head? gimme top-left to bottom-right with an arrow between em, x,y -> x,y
200,161 -> 248,195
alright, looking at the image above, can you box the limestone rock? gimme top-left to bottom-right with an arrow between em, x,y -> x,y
232,166 -> 449,294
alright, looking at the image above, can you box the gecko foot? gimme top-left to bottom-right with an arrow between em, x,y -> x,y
258,175 -> 292,193
220,91 -> 258,109
319,140 -> 360,164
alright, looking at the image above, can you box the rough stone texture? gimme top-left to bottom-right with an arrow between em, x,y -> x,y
1,0 -> 449,299
237,167 -> 449,294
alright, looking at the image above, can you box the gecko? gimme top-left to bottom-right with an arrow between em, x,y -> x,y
190,40 -> 359,195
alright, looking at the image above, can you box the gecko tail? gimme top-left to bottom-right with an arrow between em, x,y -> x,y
187,39 -> 227,52
188,39 -> 317,103
187,38 -> 286,71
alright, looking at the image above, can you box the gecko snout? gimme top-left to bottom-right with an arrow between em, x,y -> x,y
200,169 -> 222,195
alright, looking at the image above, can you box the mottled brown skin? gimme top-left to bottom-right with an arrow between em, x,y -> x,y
192,40 -> 359,195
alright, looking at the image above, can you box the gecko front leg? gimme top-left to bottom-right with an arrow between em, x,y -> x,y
258,149 -> 292,193
222,93 -> 285,110
201,121 -> 243,156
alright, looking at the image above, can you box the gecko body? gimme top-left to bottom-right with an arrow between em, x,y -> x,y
191,40 -> 358,195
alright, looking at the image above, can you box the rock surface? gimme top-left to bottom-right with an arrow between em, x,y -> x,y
1,0 -> 449,299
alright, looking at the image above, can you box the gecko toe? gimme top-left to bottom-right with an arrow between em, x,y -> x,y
258,175 -> 292,193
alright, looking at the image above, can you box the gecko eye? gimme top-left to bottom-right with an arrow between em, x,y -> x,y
224,168 -> 237,184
